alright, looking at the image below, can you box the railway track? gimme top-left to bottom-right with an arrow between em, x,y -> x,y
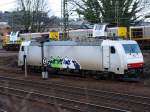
0,49 -> 18,53
0,76 -> 150,112
0,83 -> 128,112
0,108 -> 7,112
0,50 -> 17,54
0,49 -> 6,53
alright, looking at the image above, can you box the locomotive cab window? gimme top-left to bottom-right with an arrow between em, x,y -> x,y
111,46 -> 116,54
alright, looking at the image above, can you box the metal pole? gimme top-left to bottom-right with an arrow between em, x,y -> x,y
24,55 -> 27,77
41,42 -> 48,79
115,0 -> 119,27
62,0 -> 69,40
41,42 -> 44,79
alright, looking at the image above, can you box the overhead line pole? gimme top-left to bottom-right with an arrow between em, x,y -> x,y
61,0 -> 69,40
115,0 -> 119,27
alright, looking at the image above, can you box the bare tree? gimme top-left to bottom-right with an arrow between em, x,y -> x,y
17,0 -> 50,32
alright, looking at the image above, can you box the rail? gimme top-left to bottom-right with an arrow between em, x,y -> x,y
0,76 -> 150,111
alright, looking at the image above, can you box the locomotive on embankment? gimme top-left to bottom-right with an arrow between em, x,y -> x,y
18,39 -> 144,80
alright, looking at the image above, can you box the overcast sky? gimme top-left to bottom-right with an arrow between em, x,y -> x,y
0,0 -> 61,17
1,0 -> 149,21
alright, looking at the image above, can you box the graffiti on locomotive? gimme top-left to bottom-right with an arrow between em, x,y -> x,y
43,56 -> 81,70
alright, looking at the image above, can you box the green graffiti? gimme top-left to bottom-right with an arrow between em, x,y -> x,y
50,57 -> 62,68
43,56 -> 81,70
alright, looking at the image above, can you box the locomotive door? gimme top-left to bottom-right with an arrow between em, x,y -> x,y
102,46 -> 110,70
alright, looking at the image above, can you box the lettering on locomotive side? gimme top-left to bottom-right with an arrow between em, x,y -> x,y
43,56 -> 81,70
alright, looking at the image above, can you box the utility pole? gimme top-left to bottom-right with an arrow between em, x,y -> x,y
115,0 -> 119,27
61,0 -> 69,40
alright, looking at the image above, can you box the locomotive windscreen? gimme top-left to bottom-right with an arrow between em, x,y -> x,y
122,44 -> 141,54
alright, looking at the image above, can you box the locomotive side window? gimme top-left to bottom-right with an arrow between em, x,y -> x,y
111,46 -> 116,54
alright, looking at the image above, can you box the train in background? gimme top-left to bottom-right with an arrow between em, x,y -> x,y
2,32 -> 50,50
129,26 -> 150,49
68,24 -> 150,49
107,26 -> 150,49
2,30 -> 63,51
2,24 -> 150,50
18,39 -> 144,80
0,23 -> 11,49
68,24 -> 128,41
2,31 -> 21,50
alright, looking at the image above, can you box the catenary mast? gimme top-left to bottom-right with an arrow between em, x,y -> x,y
61,0 -> 69,40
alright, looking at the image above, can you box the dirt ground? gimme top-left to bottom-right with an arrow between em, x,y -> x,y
0,94 -> 53,112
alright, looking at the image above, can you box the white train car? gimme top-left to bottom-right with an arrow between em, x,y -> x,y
20,32 -> 49,41
69,29 -> 93,41
68,24 -> 107,41
68,24 -> 128,41
18,40 -> 144,80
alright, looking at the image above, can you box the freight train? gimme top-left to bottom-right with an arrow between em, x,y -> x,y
18,39 -> 144,80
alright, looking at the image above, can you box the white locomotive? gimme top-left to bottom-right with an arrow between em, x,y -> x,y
18,39 -> 144,79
